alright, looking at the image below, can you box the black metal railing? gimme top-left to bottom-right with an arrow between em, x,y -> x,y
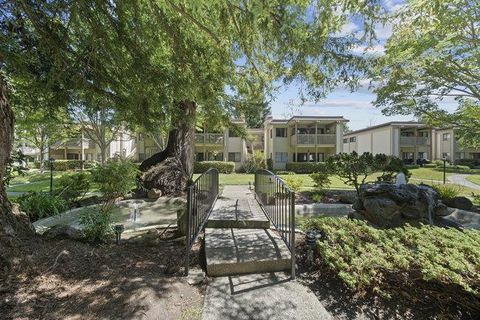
254,169 -> 296,279
185,168 -> 219,275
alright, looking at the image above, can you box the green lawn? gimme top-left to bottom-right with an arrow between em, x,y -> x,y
466,175 -> 480,186
7,170 -> 98,193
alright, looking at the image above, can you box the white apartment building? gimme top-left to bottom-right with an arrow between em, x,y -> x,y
136,115 -> 348,170
343,121 -> 480,164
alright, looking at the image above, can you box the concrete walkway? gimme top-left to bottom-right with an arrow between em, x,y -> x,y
202,272 -> 332,320
202,185 -> 332,319
447,174 -> 480,190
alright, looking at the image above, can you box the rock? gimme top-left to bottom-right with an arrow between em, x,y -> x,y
43,225 -> 85,240
442,196 -> 473,211
434,203 -> 452,217
147,188 -> 162,199
352,183 -> 444,227
338,192 -> 357,204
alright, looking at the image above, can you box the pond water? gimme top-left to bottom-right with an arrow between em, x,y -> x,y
33,198 -> 185,235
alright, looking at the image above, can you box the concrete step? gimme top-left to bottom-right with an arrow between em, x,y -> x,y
205,228 -> 291,277
206,198 -> 270,229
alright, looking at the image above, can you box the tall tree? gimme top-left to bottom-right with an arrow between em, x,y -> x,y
373,0 -> 480,148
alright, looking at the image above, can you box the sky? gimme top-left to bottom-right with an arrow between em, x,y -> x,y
268,0 -> 458,131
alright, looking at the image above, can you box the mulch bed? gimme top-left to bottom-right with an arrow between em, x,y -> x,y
1,227 -> 205,320
295,234 -> 479,320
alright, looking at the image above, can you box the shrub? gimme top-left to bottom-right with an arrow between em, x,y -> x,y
79,204 -> 114,243
310,172 -> 331,191
285,162 -> 326,174
241,151 -> 265,173
194,161 -> 235,173
17,192 -> 68,222
91,159 -> 139,199
433,159 -> 446,167
455,159 -> 479,169
56,172 -> 91,201
424,163 -> 437,168
266,158 -> 273,171
283,176 -> 304,191
377,156 -> 411,183
432,184 -> 462,199
472,193 -> 480,205
275,170 -> 295,175
405,164 -> 420,169
301,217 -> 480,310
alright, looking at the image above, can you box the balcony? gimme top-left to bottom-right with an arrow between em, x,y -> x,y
291,134 -> 336,145
195,133 -> 224,145
400,136 -> 431,146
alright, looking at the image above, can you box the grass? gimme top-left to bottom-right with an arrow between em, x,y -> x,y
466,175 -> 480,186
7,170 -> 98,194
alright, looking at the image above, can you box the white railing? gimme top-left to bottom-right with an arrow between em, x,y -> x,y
195,133 -> 224,145
400,137 -> 431,145
291,134 -> 336,145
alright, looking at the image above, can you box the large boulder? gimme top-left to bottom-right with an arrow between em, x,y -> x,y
353,183 -> 445,227
442,196 -> 473,211
43,225 -> 85,240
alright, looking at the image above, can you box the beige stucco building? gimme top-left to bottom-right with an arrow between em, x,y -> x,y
343,122 -> 480,164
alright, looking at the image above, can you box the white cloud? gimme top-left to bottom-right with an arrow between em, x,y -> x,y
350,44 -> 385,56
374,23 -> 393,41
336,21 -> 359,37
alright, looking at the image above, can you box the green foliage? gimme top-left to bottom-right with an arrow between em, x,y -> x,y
284,176 -> 304,192
56,172 -> 91,201
41,160 -> 96,171
17,191 -> 68,222
309,172 -> 331,191
285,162 -> 327,174
455,159 -> 479,169
326,152 -> 383,195
3,150 -> 28,186
472,193 -> 480,206
301,217 -> 480,304
241,151 -> 265,173
266,158 -> 273,171
79,204 -> 114,243
432,184 -> 462,200
377,156 -> 411,183
374,0 -> 480,149
91,159 -> 138,199
194,161 -> 235,174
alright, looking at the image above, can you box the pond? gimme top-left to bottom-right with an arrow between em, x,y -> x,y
33,197 -> 185,235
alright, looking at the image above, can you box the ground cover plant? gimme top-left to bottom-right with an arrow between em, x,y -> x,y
300,217 -> 480,316
17,192 -> 68,222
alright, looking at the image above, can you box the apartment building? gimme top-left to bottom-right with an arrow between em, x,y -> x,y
264,116 -> 347,169
343,121 -> 480,163
434,128 -> 480,163
135,115 -> 347,170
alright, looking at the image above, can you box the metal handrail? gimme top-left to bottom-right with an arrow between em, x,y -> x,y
185,168 -> 219,275
254,169 -> 296,279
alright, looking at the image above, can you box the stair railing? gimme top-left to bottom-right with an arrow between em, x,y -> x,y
185,168 -> 219,275
254,169 -> 296,279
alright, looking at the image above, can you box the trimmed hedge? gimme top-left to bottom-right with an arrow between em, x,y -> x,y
455,158 -> 480,168
194,161 -> 235,174
285,162 -> 326,174
35,160 -> 97,171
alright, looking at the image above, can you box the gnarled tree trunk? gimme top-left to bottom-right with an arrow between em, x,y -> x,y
140,101 -> 196,196
0,75 -> 34,270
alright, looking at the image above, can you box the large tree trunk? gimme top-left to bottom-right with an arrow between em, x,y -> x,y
0,75 -> 34,270
140,101 -> 196,196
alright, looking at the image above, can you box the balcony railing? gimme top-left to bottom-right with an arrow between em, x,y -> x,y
291,134 -> 336,145
400,136 -> 431,145
195,133 -> 224,145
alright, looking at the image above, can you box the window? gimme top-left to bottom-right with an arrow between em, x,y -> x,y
442,133 -> 451,141
275,152 -> 288,163
228,129 -> 239,137
349,137 -> 356,142
442,152 -> 450,159
196,153 -> 205,161
401,131 -> 415,137
228,152 -> 241,162
418,131 -> 429,137
317,153 -> 325,162
418,152 -> 427,160
275,128 -> 287,137
270,129 -> 272,138
207,152 -> 223,161
343,138 -> 348,143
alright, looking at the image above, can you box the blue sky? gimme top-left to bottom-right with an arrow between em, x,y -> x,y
268,0 -> 458,131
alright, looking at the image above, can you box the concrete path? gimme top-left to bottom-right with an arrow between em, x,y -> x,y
447,174 -> 480,190
202,272 -> 332,320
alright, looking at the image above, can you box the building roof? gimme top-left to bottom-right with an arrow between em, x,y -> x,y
267,115 -> 348,125
344,121 -> 431,137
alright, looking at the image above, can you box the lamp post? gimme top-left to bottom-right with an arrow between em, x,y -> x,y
49,157 -> 55,193
442,157 -> 447,184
